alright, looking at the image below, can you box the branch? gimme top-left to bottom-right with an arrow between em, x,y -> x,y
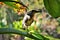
11,1 -> 28,8
0,0 -> 28,8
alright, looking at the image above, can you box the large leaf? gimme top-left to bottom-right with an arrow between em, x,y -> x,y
4,2 -> 18,9
43,0 -> 60,18
0,28 -> 49,40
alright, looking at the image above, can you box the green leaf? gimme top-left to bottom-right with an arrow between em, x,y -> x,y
4,2 -> 18,9
32,32 -> 49,40
0,0 -> 15,2
0,28 -> 48,40
44,0 -> 60,18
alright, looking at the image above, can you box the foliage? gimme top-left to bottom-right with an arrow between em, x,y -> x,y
0,0 -> 60,40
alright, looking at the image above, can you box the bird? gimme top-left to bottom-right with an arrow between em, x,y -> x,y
22,9 -> 42,30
